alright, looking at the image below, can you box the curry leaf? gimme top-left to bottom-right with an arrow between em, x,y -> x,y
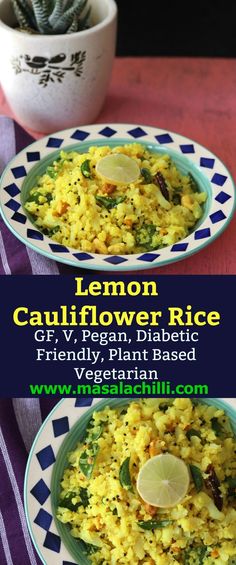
172,193 -> 181,205
159,403 -> 169,412
186,429 -> 201,441
119,457 -> 133,491
59,491 -> 80,511
189,464 -> 203,493
60,487 -> 89,510
79,443 -> 99,479
85,417 -> 103,441
79,487 -> 90,507
90,425 -> 103,441
211,417 -> 224,437
141,167 -> 153,183
226,477 -> 236,499
81,159 -> 92,178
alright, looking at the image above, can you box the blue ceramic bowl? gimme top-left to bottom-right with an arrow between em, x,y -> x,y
24,397 -> 236,565
1,124 -> 235,270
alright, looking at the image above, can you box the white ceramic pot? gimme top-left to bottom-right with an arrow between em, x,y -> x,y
0,0 -> 117,133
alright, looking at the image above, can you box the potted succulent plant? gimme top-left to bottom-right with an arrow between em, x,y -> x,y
0,0 -> 117,132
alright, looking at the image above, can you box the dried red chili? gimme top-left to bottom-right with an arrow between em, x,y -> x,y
205,464 -> 223,511
154,172 -> 170,201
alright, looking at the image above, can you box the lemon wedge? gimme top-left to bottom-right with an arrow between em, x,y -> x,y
96,153 -> 140,185
137,453 -> 190,508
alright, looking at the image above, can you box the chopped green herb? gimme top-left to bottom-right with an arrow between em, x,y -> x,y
211,417 -> 224,437
141,167 -> 153,183
186,429 -> 201,441
79,539 -> 99,555
189,464 -> 204,493
159,403 -> 169,412
41,225 -> 60,237
79,487 -> 90,508
95,195 -> 125,210
85,416 -> 95,431
46,165 -> 58,179
119,457 -> 133,491
226,477 -> 236,498
81,159 -> 92,178
138,519 -> 173,530
227,477 -> 236,488
135,223 -> 157,250
79,418 -> 105,479
27,191 -> 41,204
59,491 -> 80,511
46,158 -> 65,179
60,487 -> 89,511
172,194 -> 181,205
183,545 -> 208,564
59,488 -> 89,512
27,191 -> 53,204
112,507 -> 118,515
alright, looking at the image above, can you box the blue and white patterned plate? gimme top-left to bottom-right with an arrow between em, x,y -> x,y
24,397 -> 236,565
1,123 -> 235,270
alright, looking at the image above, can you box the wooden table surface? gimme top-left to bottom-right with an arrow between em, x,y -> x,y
1,57 -> 235,274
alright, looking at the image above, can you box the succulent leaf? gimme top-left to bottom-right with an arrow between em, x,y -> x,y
48,0 -> 63,27
11,0 -> 91,34
53,0 -> 88,33
11,0 -> 31,29
32,0 -> 52,33
12,0 -> 36,30
67,15 -> 79,33
41,0 -> 50,18
78,5 -> 91,30
65,0 -> 78,9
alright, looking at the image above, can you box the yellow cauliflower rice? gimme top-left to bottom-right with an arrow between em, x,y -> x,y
57,399 -> 236,564
25,144 -> 207,254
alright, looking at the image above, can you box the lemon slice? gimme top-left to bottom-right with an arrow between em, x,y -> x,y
96,154 -> 140,185
137,453 -> 190,508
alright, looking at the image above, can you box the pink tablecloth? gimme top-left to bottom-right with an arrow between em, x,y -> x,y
1,57 -> 235,274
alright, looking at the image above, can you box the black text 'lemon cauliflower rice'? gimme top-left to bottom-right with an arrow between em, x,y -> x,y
25,144 -> 207,254
57,399 -> 236,564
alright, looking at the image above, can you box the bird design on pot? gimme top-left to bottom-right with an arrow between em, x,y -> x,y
24,53 -> 66,70
11,51 -> 86,86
